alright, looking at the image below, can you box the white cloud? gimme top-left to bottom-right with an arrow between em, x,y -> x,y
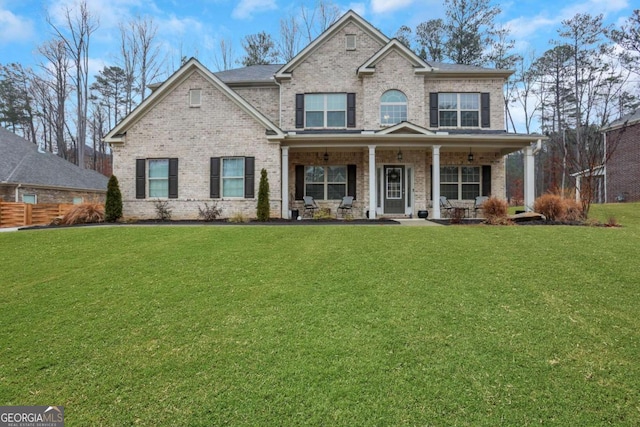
504,15 -> 557,40
349,2 -> 366,16
232,0 -> 277,20
0,8 -> 34,44
370,0 -> 415,14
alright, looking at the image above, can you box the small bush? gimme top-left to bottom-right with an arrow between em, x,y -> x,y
198,202 -> 222,221
564,198 -> 584,222
483,197 -> 509,224
61,203 -> 104,225
533,194 -> 566,221
228,212 -> 249,223
450,208 -> 465,224
104,175 -> 123,222
154,200 -> 172,221
313,208 -> 333,220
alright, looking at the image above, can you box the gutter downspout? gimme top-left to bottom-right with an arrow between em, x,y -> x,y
15,183 -> 22,202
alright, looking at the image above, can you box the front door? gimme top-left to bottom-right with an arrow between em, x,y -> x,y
384,165 -> 405,214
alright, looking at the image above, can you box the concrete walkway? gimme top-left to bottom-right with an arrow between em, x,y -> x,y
395,219 -> 443,226
0,227 -> 21,232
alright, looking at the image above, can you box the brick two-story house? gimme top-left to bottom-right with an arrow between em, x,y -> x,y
105,10 -> 542,220
601,110 -> 640,203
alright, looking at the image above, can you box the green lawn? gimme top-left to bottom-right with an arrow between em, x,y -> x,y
1,204 -> 639,426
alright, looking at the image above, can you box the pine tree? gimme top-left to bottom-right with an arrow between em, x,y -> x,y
256,168 -> 270,221
105,175 -> 123,222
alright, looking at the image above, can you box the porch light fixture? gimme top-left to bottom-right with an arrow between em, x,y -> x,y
397,149 -> 403,161
323,149 -> 329,162
467,148 -> 474,163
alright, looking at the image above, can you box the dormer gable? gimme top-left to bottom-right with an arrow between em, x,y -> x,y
275,10 -> 389,81
376,122 -> 436,135
358,39 -> 434,76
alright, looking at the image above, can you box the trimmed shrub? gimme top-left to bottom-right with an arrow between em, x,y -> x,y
483,197 -> 510,224
61,203 -> 104,225
104,175 -> 123,222
533,194 -> 566,221
313,208 -> 333,220
228,212 -> 250,223
564,198 -> 584,221
256,168 -> 270,221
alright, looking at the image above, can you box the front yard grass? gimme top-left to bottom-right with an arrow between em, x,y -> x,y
1,206 -> 639,425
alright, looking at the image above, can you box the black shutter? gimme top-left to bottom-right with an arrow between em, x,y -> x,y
429,93 -> 439,127
168,158 -> 178,198
482,165 -> 492,196
295,94 -> 304,128
347,164 -> 356,199
244,157 -> 255,198
136,159 -> 146,199
347,93 -> 356,128
210,157 -> 220,198
481,93 -> 490,128
295,165 -> 304,200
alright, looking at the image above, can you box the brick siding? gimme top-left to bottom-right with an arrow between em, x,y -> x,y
606,123 -> 640,202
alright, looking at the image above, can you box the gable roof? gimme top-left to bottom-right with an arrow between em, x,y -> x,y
376,122 -> 436,135
0,127 -> 108,191
104,58 -> 285,144
275,10 -> 389,80
358,39 -> 433,76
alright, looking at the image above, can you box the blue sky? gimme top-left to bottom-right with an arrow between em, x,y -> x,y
0,0 -> 636,132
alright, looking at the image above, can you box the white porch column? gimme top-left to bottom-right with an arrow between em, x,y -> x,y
431,145 -> 441,219
524,145 -> 535,211
281,146 -> 289,219
368,145 -> 376,220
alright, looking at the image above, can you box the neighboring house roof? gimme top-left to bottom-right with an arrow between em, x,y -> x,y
0,127 -> 108,191
603,110 -> 640,131
104,58 -> 286,144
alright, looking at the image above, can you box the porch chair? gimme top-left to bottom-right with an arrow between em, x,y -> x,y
439,196 -> 455,218
337,196 -> 354,218
302,196 -> 319,218
473,196 -> 489,218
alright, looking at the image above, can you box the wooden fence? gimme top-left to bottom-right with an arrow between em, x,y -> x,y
0,202 -> 74,228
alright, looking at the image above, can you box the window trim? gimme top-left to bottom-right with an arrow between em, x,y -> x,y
189,89 -> 201,107
346,34 -> 357,50
22,194 -> 37,204
440,166 -> 481,200
304,93 -> 347,129
221,157 -> 245,198
438,93 -> 480,128
148,159 -> 170,198
380,90 -> 408,126
304,165 -> 348,200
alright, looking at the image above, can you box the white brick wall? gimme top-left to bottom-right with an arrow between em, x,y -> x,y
113,71 -> 282,220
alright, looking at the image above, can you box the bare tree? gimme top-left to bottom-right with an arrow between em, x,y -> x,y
300,0 -> 340,44
213,38 -> 235,71
132,16 -> 162,101
37,39 -> 71,159
240,32 -> 279,66
278,14 -> 301,62
609,9 -> 640,76
47,0 -> 99,169
415,19 -> 445,62
394,25 -> 413,49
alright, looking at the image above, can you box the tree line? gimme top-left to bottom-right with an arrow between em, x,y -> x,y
1,0 -> 639,211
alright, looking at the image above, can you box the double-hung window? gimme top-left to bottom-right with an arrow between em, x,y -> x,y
440,166 -> 481,200
305,165 -> 347,200
222,157 -> 245,197
305,94 -> 346,128
380,90 -> 407,126
148,159 -> 169,198
438,93 -> 480,127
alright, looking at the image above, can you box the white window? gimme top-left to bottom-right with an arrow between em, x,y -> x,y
305,166 -> 347,200
22,194 -> 37,204
346,34 -> 357,50
148,159 -> 169,198
73,197 -> 84,204
222,158 -> 244,197
305,94 -> 346,128
380,90 -> 407,125
438,93 -> 479,127
440,166 -> 481,200
190,89 -> 201,107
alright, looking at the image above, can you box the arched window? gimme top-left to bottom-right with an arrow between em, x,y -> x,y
380,90 -> 407,125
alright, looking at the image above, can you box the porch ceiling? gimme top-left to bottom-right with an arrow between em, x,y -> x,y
281,132 -> 543,156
